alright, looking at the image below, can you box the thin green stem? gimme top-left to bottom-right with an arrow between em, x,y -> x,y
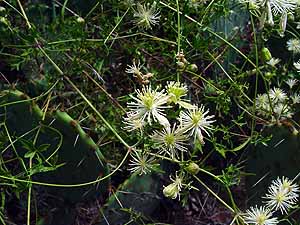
3,124 -> 27,172
16,0 -> 32,29
3,0 -> 23,18
176,0 -> 181,52
185,70 -> 224,93
250,14 -> 259,137
104,8 -> 130,44
37,45 -> 64,76
226,186 -> 239,213
85,1 -> 100,19
207,51 -> 253,104
159,1 -> 257,68
0,149 -> 130,187
193,175 -> 235,213
64,76 -> 130,149
26,160 -> 32,225
176,0 -> 180,82
199,0 -> 215,26
0,80 -> 60,108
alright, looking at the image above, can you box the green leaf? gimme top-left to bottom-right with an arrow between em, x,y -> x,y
37,144 -> 50,152
24,151 -> 36,159
217,137 -> 251,158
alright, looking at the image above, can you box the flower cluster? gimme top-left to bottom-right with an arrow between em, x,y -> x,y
264,177 -> 299,214
175,51 -> 198,72
243,177 -> 299,225
239,0 -> 298,34
123,81 -> 215,177
255,86 -> 299,123
123,82 -> 215,137
243,206 -> 278,225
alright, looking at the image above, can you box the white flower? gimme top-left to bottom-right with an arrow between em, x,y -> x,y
133,2 -> 160,29
123,115 -> 145,134
266,58 -> 281,67
151,124 -> 188,159
293,60 -> 300,71
126,85 -> 170,127
243,206 -> 278,225
256,93 -> 269,108
178,105 -> 215,144
285,78 -> 298,89
166,81 -> 194,109
267,0 -> 297,15
264,177 -> 299,214
240,0 -> 297,28
122,0 -> 135,7
256,88 -> 296,121
188,0 -> 207,8
128,150 -> 157,175
292,93 -> 300,104
273,103 -> 293,118
287,38 -> 300,53
125,60 -> 142,76
269,87 -> 287,103
256,93 -> 271,116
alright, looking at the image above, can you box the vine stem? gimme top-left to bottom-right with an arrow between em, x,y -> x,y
0,149 -> 130,188
15,0 -> 130,150
16,0 -> 31,29
158,1 -> 257,68
193,175 -> 235,213
64,76 -> 130,149
250,14 -> 259,137
175,0 -> 180,82
26,160 -> 32,225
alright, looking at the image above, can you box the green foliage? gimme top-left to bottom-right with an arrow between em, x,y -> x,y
1,0 -> 300,224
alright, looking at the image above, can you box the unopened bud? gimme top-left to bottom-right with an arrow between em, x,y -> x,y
0,17 -> 8,25
187,64 -> 198,72
292,128 -> 299,136
177,61 -> 185,69
185,162 -> 200,175
262,47 -> 272,61
163,183 -> 180,199
76,17 -> 85,23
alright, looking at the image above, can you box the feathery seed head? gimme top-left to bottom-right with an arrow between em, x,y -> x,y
133,2 -> 160,29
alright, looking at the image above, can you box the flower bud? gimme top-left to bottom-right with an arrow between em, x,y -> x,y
0,17 -> 8,25
76,17 -> 85,23
265,72 -> 274,80
288,12 -> 294,22
185,162 -> 200,175
187,64 -> 198,72
249,2 -> 257,10
177,61 -> 185,69
292,128 -> 299,136
262,47 -> 272,61
163,183 -> 179,199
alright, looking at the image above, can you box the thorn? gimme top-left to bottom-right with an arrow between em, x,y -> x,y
74,134 -> 79,147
